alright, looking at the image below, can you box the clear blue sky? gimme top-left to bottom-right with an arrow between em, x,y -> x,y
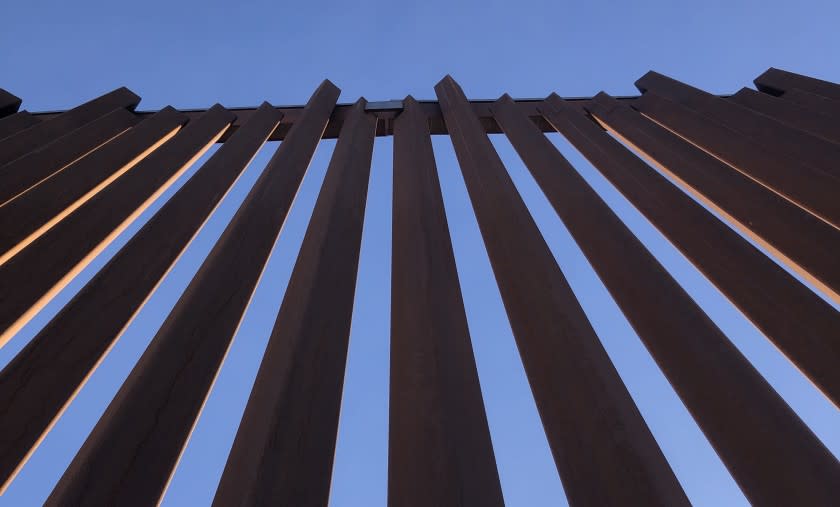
1,1 -> 839,505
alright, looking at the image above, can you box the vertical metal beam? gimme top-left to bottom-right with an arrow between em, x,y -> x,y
0,106 -> 233,352
435,76 -> 688,506
0,112 -> 40,141
635,71 -> 840,176
386,96 -> 503,507
0,102 -> 281,495
47,82 -> 339,507
0,107 -> 139,206
0,87 -> 140,165
494,94 -> 840,505
728,88 -> 840,144
0,107 -> 187,282
0,89 -> 22,118
776,87 -> 840,118
541,93 -> 840,409
754,67 -> 840,101
212,96 -> 373,507
587,93 -> 840,305
633,92 -> 840,229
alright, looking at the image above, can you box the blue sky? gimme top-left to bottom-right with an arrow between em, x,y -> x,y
1,0 -> 839,505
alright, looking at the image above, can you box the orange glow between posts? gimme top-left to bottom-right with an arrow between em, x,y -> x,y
0,126 -> 181,268
0,126 -> 134,208
592,113 -> 840,307
638,110 -> 840,233
1,66 -> 839,505
0,120 -> 272,495
0,126 -> 182,348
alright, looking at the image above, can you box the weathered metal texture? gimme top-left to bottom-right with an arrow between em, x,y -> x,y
30,95 -> 627,142
632,91 -> 840,229
213,95 -> 372,507
386,96 -> 503,507
47,82 -> 338,507
755,67 -> 840,101
636,71 -> 840,183
0,112 -> 40,140
587,93 -> 840,306
0,67 -> 836,506
0,87 -> 140,166
495,94 -> 840,505
635,71 -> 840,177
728,87 -> 840,144
541,92 -> 840,411
156,99 -> 555,141
0,107 -> 139,206
0,108 -> 187,272
0,89 -> 22,118
0,106 -> 233,351
436,75 -> 688,506
776,88 -> 840,118
0,103 -> 281,495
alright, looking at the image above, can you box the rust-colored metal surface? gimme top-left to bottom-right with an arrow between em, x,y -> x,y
541,92 -> 840,412
755,67 -> 840,100
728,87 -> 840,144
47,83 -> 338,506
0,107 -> 139,206
636,71 -> 840,179
0,106 -> 233,353
588,93 -> 840,305
436,76 -> 689,506
0,112 -> 39,140
0,87 -> 140,166
495,94 -> 840,505
0,103 -> 280,494
387,96 -> 503,507
213,94 -> 371,507
0,107 -> 186,272
0,89 -> 22,118
633,92 -> 840,228
774,88 -> 840,118
0,67 -> 837,505
28,95 -> 632,141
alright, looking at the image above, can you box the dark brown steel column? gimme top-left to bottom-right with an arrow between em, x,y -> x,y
494,94 -> 840,505
777,88 -> 840,117
386,96 -> 503,507
0,106 -> 233,349
635,71 -> 840,177
728,87 -> 840,144
0,107 -> 186,277
0,102 -> 281,494
212,97 -> 373,507
541,93 -> 840,409
434,76 -> 688,506
0,111 -> 39,140
47,81 -> 339,507
0,108 -> 139,206
755,67 -> 840,101
0,87 -> 140,165
632,92 -> 840,229
587,93 -> 840,305
0,89 -> 22,118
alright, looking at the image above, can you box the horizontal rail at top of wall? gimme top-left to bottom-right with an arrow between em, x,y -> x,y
27,94 -> 731,142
